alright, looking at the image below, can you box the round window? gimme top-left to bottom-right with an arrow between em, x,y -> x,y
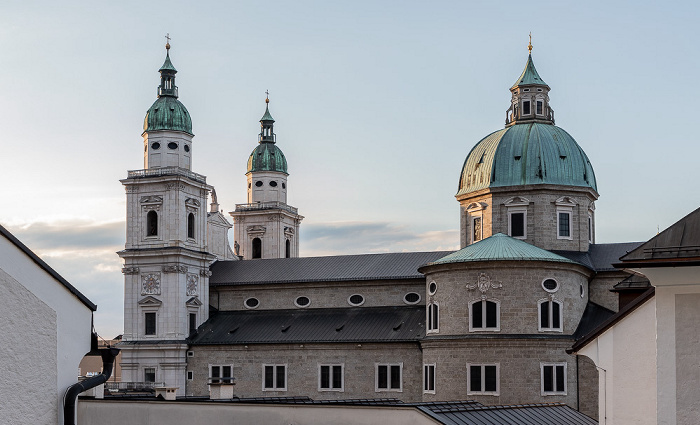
282,183 -> 286,189
269,181 -> 278,187
348,294 -> 365,306
151,142 -> 161,150
184,145 -> 190,152
295,296 -> 310,307
428,281 -> 437,295
255,181 -> 263,187
168,142 -> 178,150
244,297 -> 260,309
404,292 -> 421,304
542,278 -> 559,292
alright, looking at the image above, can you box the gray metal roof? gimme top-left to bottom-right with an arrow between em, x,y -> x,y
573,302 -> 615,340
612,274 -> 651,291
189,306 -> 425,345
210,251 -> 451,286
554,242 -> 643,272
419,402 -> 597,425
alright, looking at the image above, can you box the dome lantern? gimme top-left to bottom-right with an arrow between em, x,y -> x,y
505,39 -> 555,126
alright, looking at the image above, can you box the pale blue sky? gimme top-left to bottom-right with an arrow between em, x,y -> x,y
1,1 -> 698,339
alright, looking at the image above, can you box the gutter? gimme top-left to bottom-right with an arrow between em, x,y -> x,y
63,346 -> 120,425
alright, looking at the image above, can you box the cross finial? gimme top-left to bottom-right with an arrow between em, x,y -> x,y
528,32 -> 533,54
165,33 -> 171,51
265,89 -> 270,104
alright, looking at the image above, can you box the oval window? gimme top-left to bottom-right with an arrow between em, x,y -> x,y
151,142 -> 161,150
269,181 -> 278,187
168,142 -> 178,150
404,292 -> 421,304
428,281 -> 437,295
184,145 -> 190,152
244,297 -> 260,309
542,278 -> 559,292
348,294 -> 364,306
295,296 -> 310,307
255,181 -> 263,187
282,183 -> 286,189
580,284 -> 585,298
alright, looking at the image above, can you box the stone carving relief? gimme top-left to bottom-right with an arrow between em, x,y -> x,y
185,198 -> 201,207
166,183 -> 186,191
162,265 -> 188,274
467,273 -> 503,299
141,273 -> 161,295
186,273 -> 198,296
199,269 -> 212,277
284,226 -> 295,237
122,267 -> 140,275
140,195 -> 163,204
247,225 -> 266,237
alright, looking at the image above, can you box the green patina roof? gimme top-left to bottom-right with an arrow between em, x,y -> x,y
457,123 -> 597,196
247,142 -> 287,174
428,233 -> 578,266
143,96 -> 193,135
261,104 -> 275,122
511,54 -> 547,89
159,52 -> 177,72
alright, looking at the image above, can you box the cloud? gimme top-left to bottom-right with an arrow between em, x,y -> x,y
6,220 -> 123,250
301,221 -> 459,256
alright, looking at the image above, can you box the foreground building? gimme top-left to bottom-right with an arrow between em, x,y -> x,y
119,41 -> 643,419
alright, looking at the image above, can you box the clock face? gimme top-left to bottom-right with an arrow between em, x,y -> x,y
142,273 -> 161,295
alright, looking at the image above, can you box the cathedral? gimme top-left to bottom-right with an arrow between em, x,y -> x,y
118,40 -> 642,419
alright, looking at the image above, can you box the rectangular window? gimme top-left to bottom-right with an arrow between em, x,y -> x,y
472,216 -> 482,243
210,365 -> 233,384
523,100 -> 531,115
536,100 -> 543,115
470,300 -> 499,331
558,212 -> 571,238
376,363 -> 402,392
427,303 -> 439,332
187,371 -> 193,380
541,363 -> 567,395
509,211 -> 526,238
189,313 -> 197,335
467,364 -> 499,395
263,364 -> 287,391
144,367 -> 156,383
319,364 -> 344,391
424,364 -> 436,393
588,215 -> 593,243
144,312 -> 156,335
539,300 -> 562,331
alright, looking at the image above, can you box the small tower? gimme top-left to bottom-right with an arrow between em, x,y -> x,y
505,37 -> 555,126
119,41 -> 217,395
230,95 -> 303,259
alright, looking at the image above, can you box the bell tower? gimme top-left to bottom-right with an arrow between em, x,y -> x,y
118,40 -> 216,395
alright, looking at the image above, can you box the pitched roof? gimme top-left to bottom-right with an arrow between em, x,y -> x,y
424,234 -> 577,267
612,274 -> 651,291
418,402 -> 597,425
210,251 -> 451,286
553,241 -> 644,272
189,306 -> 425,345
619,206 -> 700,266
511,54 -> 548,89
572,302 -> 616,340
0,224 -> 96,311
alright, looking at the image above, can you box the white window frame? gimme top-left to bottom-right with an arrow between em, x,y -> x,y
318,364 -> 344,392
504,197 -> 529,240
522,99 -> 532,116
209,364 -> 234,384
423,364 -> 436,394
375,363 -> 403,392
466,363 -> 500,396
144,367 -> 157,383
541,362 -> 567,395
535,99 -> 544,116
427,302 -> 439,334
468,299 -> 501,332
538,298 -> 563,332
555,197 -> 576,240
262,364 -> 287,391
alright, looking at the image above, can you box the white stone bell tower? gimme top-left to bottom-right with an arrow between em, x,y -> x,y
118,42 -> 216,395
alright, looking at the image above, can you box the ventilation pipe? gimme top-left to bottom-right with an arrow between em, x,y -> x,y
63,346 -> 120,425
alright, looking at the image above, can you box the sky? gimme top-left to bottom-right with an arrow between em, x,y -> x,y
1,1 -> 699,339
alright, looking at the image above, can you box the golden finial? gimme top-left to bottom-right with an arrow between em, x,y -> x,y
265,89 -> 270,104
165,33 -> 171,51
528,32 -> 533,54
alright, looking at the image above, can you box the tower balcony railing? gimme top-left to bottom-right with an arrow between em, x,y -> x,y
235,201 -> 298,214
104,381 -> 165,392
127,166 -> 207,184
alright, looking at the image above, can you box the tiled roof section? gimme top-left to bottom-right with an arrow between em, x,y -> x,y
589,242 -> 643,271
573,302 -> 616,340
425,234 -> 577,267
210,251 -> 451,286
612,274 -> 651,291
620,206 -> 700,264
189,306 -> 425,345
419,402 -> 597,425
0,224 -> 97,311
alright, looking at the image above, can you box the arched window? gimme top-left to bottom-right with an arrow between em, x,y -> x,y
187,213 -> 195,239
469,299 -> 500,331
538,299 -> 562,331
285,239 -> 290,258
427,303 -> 439,333
252,238 -> 262,259
146,211 -> 158,237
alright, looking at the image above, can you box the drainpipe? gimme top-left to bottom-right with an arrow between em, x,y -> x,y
63,347 -> 120,425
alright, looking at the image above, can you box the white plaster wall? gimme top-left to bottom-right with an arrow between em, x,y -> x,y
78,400 -> 441,425
0,235 -> 93,424
143,130 -> 193,170
577,297 -> 656,425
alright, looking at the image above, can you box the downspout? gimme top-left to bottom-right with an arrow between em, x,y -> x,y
63,347 -> 120,425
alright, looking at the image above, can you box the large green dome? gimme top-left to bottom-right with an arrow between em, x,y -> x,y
457,122 -> 597,196
247,142 -> 287,174
143,96 -> 193,135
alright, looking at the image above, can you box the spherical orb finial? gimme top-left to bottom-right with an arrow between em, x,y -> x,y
265,89 -> 270,104
165,33 -> 171,51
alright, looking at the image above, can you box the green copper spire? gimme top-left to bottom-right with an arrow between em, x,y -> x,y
159,51 -> 177,73
511,54 -> 548,89
247,95 -> 288,174
261,92 -> 275,122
